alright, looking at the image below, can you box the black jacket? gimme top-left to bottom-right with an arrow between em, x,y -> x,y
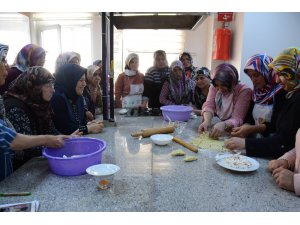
246,89 -> 300,158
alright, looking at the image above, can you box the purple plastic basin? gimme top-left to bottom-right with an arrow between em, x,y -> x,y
43,137 -> 106,176
160,105 -> 193,122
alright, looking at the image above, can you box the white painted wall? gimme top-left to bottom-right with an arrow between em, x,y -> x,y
183,15 -> 211,69
240,12 -> 300,87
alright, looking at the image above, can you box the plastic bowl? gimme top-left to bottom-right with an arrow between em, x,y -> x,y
150,134 -> 173,146
160,105 -> 193,122
43,137 -> 106,176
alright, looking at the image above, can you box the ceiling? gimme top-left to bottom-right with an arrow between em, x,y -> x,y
112,13 -> 210,30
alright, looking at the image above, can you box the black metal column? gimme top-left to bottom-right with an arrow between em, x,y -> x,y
109,12 -> 115,122
101,12 -> 108,120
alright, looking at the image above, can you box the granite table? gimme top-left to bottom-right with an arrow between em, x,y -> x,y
1,115 -> 300,211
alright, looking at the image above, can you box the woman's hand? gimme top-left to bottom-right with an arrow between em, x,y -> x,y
198,120 -> 210,133
85,111 -> 94,122
87,122 -> 104,134
71,129 -> 83,137
44,135 -> 70,148
209,122 -> 226,139
273,167 -> 295,192
268,159 -> 289,172
224,137 -> 246,150
231,124 -> 253,138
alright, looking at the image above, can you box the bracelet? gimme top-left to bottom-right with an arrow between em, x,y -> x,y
79,125 -> 88,135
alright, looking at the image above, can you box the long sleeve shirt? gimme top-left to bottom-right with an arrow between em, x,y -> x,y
201,83 -> 252,127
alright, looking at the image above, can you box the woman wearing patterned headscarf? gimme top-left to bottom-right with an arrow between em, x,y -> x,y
84,65 -> 103,115
4,67 -> 59,168
198,63 -> 252,139
226,47 -> 300,158
160,60 -> 193,105
179,52 -> 197,81
51,64 -> 104,135
0,44 -> 46,95
231,54 -> 283,138
143,50 -> 170,109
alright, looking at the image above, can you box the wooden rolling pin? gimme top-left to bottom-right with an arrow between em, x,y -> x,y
131,126 -> 175,138
173,137 -> 198,153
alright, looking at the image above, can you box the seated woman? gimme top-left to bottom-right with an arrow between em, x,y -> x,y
115,53 -> 145,109
159,60 -> 193,105
268,129 -> 300,196
3,67 -> 69,168
0,44 -> 46,95
198,63 -> 252,139
143,50 -> 170,109
84,65 -> 103,115
231,54 -> 283,138
51,64 -> 104,135
192,67 -> 211,115
225,47 -> 300,158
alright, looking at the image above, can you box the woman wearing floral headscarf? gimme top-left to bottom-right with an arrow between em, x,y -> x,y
115,53 -> 145,109
179,52 -> 197,81
4,67 -> 60,168
143,50 -> 170,109
0,44 -> 46,95
198,63 -> 252,139
159,60 -> 193,105
231,54 -> 283,138
226,47 -> 300,158
84,65 -> 103,115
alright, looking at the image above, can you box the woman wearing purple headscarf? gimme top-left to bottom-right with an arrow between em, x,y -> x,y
0,44 -> 46,95
198,63 -> 252,139
231,54 -> 283,138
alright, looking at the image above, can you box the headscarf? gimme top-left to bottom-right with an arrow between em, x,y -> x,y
179,52 -> 197,79
0,44 -> 9,62
269,47 -> 300,99
168,60 -> 190,105
93,59 -> 102,67
12,44 -> 45,72
55,51 -> 81,73
195,67 -> 211,80
212,63 -> 239,120
5,67 -> 54,133
244,54 -> 282,104
55,64 -> 87,103
124,53 -> 139,76
86,65 -> 101,82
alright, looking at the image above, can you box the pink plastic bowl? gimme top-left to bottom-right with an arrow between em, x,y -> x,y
160,105 -> 193,122
43,137 -> 106,176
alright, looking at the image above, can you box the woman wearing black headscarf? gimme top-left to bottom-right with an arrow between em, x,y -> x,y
51,64 -> 104,135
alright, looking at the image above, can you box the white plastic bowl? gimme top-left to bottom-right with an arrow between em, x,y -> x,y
150,134 -> 173,146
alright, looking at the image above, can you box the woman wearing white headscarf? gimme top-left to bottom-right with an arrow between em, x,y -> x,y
115,53 -> 145,109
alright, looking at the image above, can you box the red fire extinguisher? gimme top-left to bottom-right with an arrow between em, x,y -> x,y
213,26 -> 231,61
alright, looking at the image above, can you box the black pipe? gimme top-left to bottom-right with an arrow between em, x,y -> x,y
101,12 -> 108,120
109,12 -> 115,122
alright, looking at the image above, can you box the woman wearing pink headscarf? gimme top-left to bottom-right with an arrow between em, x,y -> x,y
198,63 -> 252,139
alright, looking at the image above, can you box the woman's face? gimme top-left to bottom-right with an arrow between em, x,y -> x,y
196,75 -> 210,89
42,82 -> 55,102
181,55 -> 191,68
92,70 -> 101,86
75,74 -> 87,95
0,62 -> 8,86
247,69 -> 266,89
35,53 -> 46,67
172,67 -> 183,80
277,73 -> 295,92
214,80 -> 229,95
129,58 -> 139,71
155,54 -> 166,69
